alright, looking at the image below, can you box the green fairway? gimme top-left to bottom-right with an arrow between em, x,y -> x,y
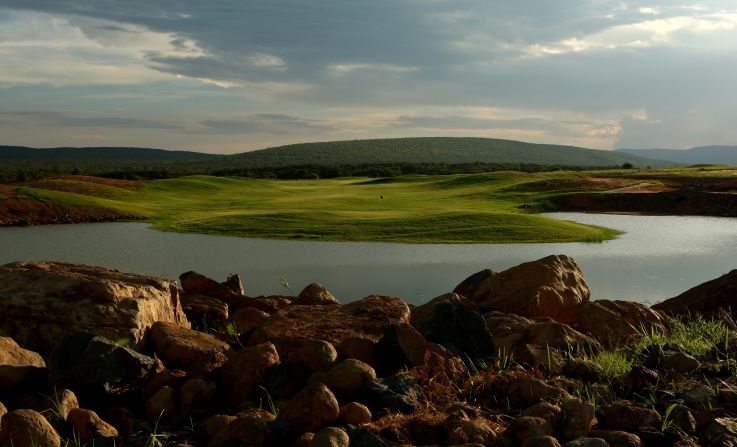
15,171 -> 630,243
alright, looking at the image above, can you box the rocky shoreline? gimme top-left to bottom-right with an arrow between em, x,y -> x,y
0,256 -> 736,446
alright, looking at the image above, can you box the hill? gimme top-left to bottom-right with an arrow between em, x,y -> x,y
617,145 -> 737,166
0,146 -> 219,160
235,137 -> 668,167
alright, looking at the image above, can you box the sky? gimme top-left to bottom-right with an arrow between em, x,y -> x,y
1,1 -> 736,153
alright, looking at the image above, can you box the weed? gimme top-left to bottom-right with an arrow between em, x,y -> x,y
279,276 -> 294,295
495,347 -> 515,371
594,349 -> 632,381
258,386 -> 279,416
660,403 -> 678,433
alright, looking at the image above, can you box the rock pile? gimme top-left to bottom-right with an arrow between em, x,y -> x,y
0,256 -> 734,446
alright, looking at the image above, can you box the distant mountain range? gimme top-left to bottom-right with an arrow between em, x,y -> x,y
1,138 -> 670,176
617,146 -> 737,166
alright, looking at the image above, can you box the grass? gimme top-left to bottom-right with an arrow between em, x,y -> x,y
633,315 -> 732,360
16,171 -> 627,243
594,349 -> 633,381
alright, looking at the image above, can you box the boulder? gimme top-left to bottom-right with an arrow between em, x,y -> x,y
560,399 -> 595,441
573,300 -> 669,347
336,337 -> 377,366
225,307 -> 269,336
361,373 -> 422,416
703,416 -> 737,446
522,436 -> 562,447
375,323 -> 428,376
312,427 -> 350,447
588,430 -> 643,447
0,261 -> 189,355
145,385 -> 177,420
66,408 -> 118,443
278,382 -> 340,433
510,416 -> 554,443
179,377 -> 217,411
180,294 -> 229,329
285,339 -> 338,373
0,336 -> 46,390
294,283 -> 341,305
410,293 -> 495,359
0,409 -> 61,447
319,358 -> 377,400
149,321 -> 231,375
339,402 -> 372,425
454,255 -> 589,324
48,330 -> 157,400
39,388 -> 78,420
448,419 -> 497,446
598,403 -> 660,434
220,342 -> 280,406
207,415 -> 269,447
251,295 -> 410,356
653,269 -> 737,319
180,271 -> 275,313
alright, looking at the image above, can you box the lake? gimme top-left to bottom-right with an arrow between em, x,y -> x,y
1,213 -> 736,306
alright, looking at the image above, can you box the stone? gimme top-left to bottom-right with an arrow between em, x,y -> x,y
48,330 -> 157,400
278,382 -> 340,433
40,388 -> 78,420
588,430 -> 643,447
573,300 -> 668,347
288,339 -> 338,373
312,427 -> 350,447
180,294 -> 229,329
375,323 -> 428,376
262,361 -> 312,400
180,270 -> 275,313
336,337 -> 377,366
319,358 -> 376,400
619,365 -> 660,396
361,373 -> 422,415
564,358 -> 604,383
252,295 -> 410,356
598,403 -> 660,433
448,419 -> 497,446
455,255 -> 589,324
0,336 -> 45,390
510,416 -> 555,443
523,402 -> 562,426
411,293 -> 495,359
66,408 -> 118,443
522,436 -> 563,447
220,342 -> 280,406
146,385 -> 177,420
344,425 -> 391,447
207,415 -> 269,447
144,369 -> 187,397
661,351 -> 700,373
0,409 -> 61,447
503,374 -> 572,408
223,273 -> 245,295
703,417 -> 737,446
339,402 -> 372,425
682,383 -> 718,410
562,438 -> 609,447
179,377 -> 217,411
292,432 -> 315,447
225,307 -> 269,336
200,414 -> 237,441
653,269 -> 737,319
561,399 -> 595,441
669,405 -> 697,433
294,283 -> 340,305
149,321 -> 231,375
0,261 -> 189,355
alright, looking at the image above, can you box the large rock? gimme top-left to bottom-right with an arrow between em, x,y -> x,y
180,294 -> 229,329
454,255 -> 590,324
653,270 -> 737,319
220,342 -> 280,406
66,408 -> 118,443
278,382 -> 340,433
251,295 -> 410,355
149,321 -> 231,375
180,270 -> 275,313
48,330 -> 157,399
0,261 -> 189,355
573,300 -> 669,347
0,336 -> 46,390
294,283 -> 341,305
410,293 -> 495,359
0,409 -> 61,447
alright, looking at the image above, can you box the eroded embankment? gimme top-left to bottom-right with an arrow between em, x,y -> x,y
552,190 -> 737,217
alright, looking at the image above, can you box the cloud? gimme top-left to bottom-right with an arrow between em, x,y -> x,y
0,111 -> 182,129
199,114 -> 335,134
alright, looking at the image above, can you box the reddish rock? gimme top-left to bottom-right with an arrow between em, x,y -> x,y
144,369 -> 188,397
410,292 -> 479,326
294,283 -> 340,305
319,358 -> 377,400
589,430 -> 643,447
522,436 -> 562,447
0,336 -> 45,390
287,339 -> 338,373
146,385 -> 177,420
336,337 -> 377,366
448,419 -> 497,445
40,388 -> 78,420
278,382 -> 340,433
510,416 -> 554,443
0,261 -> 189,355
339,402 -> 372,425
220,342 -> 280,405
454,255 -> 589,324
179,377 -> 217,411
208,415 -> 269,447
225,307 -> 269,336
200,414 -> 237,440
573,300 -> 669,347
485,312 -> 599,354
66,408 -> 118,443
522,402 -> 562,426
0,409 -> 61,447
180,271 -> 275,313
180,294 -> 229,329
653,269 -> 737,319
599,403 -> 660,434
251,295 -> 410,355
149,321 -> 231,375
312,427 -> 349,447
560,398 -> 595,441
